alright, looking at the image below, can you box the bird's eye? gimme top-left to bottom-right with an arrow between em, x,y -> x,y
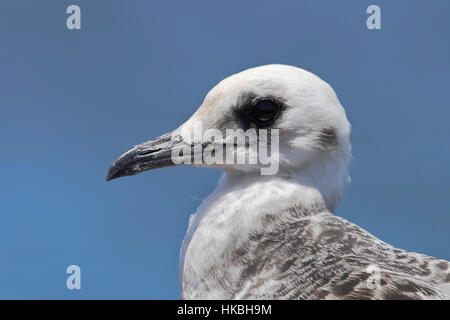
251,100 -> 279,125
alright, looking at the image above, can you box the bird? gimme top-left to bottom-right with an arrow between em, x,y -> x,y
106,64 -> 450,299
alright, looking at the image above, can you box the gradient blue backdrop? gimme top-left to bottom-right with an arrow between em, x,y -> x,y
0,1 -> 449,299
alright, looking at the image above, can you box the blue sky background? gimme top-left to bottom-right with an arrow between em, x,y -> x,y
0,1 -> 449,299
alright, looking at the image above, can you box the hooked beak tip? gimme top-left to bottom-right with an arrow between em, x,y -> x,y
105,131 -> 181,182
105,163 -> 121,182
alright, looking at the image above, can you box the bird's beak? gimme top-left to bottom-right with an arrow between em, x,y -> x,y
105,130 -> 183,181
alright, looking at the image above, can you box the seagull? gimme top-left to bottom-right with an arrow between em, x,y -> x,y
106,64 -> 450,299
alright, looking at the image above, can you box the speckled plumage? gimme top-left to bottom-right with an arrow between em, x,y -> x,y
182,202 -> 450,299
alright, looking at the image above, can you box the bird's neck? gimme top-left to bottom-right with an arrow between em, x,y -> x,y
180,156 -> 349,298
220,153 -> 349,213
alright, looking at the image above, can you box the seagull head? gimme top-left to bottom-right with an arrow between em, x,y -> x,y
106,64 -> 351,207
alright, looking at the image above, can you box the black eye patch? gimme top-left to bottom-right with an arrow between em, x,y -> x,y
232,93 -> 286,129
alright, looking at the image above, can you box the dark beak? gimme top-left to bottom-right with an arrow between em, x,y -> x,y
106,131 -> 183,181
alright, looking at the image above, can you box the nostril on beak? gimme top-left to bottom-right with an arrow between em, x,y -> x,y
138,148 -> 161,156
